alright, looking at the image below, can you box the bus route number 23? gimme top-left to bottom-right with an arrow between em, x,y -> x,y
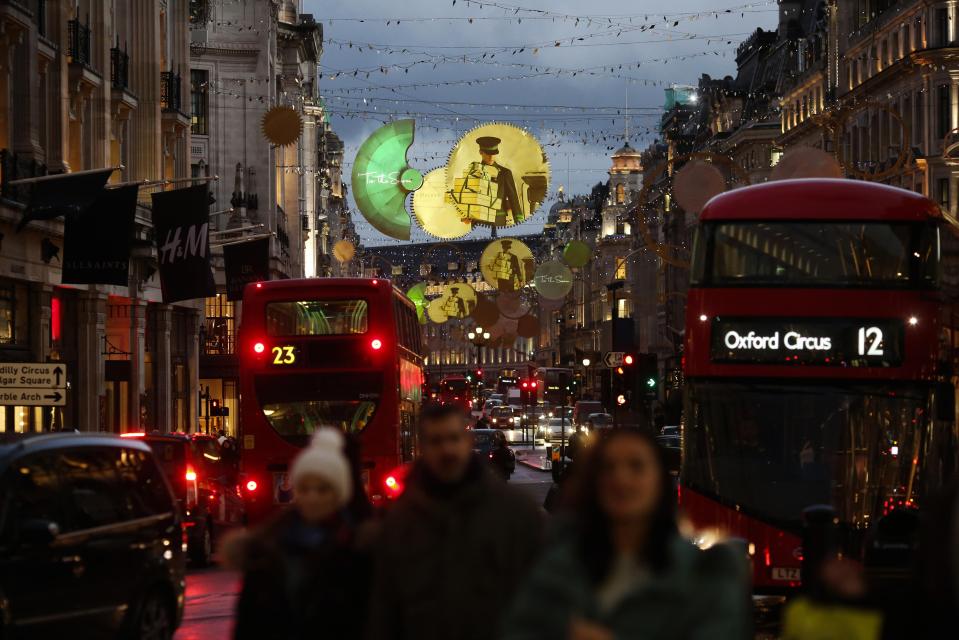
857,326 -> 884,357
272,345 -> 296,365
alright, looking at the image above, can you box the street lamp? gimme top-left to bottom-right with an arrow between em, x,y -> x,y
581,358 -> 591,367
467,325 -> 491,394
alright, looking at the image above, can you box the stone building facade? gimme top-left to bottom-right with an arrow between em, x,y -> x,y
0,0 -> 199,434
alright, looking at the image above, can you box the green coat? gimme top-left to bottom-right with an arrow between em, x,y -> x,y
502,532 -> 751,640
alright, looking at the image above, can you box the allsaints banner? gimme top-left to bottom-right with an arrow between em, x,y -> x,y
223,237 -> 271,301
151,184 -> 216,303
61,184 -> 138,286
16,168 -> 113,231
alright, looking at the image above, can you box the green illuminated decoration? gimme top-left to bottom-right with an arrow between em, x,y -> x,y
351,120 -> 424,240
406,283 -> 429,325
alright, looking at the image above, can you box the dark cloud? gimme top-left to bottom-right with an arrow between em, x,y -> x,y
305,0 -> 776,245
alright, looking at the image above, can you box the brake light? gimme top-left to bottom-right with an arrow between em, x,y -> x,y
253,341 -> 265,354
370,338 -> 383,350
255,282 -> 263,289
185,467 -> 198,482
246,480 -> 258,492
385,476 -> 398,490
120,432 -> 146,438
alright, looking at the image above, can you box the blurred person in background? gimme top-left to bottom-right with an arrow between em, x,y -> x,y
504,428 -> 751,640
230,429 -> 371,640
367,403 -> 543,640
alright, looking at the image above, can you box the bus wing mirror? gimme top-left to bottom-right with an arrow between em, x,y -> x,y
935,382 -> 955,422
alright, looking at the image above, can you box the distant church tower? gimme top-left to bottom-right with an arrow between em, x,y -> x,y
602,141 -> 643,237
609,142 -> 643,203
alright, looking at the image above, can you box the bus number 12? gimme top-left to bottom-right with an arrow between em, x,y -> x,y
857,327 -> 884,356
272,345 -> 296,365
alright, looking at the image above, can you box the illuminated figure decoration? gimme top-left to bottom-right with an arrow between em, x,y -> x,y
351,119 -> 424,240
480,238 -> 534,292
447,123 -> 549,228
440,283 -> 477,319
411,168 -> 472,239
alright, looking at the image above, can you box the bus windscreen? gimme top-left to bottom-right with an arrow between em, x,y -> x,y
266,300 -> 368,335
693,222 -> 938,287
254,372 -> 381,445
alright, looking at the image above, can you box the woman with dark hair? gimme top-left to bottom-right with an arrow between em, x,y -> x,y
503,428 -> 751,640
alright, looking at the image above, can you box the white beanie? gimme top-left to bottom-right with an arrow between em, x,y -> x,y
289,429 -> 353,507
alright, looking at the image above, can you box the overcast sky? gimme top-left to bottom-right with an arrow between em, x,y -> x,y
304,0 -> 777,246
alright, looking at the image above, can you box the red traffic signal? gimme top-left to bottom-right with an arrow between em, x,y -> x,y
623,354 -> 635,365
475,369 -> 483,377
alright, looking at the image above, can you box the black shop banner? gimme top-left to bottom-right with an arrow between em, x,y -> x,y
16,168 -> 113,231
223,237 -> 270,301
151,184 -> 216,303
61,184 -> 138,286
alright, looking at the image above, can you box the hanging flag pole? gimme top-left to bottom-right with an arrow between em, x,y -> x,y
210,224 -> 263,237
105,174 -> 220,189
212,232 -> 274,248
7,165 -> 124,186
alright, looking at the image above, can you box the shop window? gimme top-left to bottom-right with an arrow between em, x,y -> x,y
0,281 -> 29,347
203,294 -> 235,355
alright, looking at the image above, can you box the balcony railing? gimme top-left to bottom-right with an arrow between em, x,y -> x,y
160,71 -> 181,112
67,12 -> 92,67
111,44 -> 129,90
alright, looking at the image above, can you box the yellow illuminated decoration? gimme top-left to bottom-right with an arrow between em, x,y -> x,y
412,168 -> 472,239
446,123 -> 549,228
332,239 -> 355,263
480,238 -> 534,293
533,260 -> 574,300
426,283 -> 477,323
261,106 -> 303,147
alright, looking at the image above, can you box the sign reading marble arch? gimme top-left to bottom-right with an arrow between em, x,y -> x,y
710,318 -> 904,366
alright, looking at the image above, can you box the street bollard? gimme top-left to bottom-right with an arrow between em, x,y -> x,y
801,504 -> 839,594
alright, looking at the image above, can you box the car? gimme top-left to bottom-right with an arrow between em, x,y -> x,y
489,405 -> 518,428
0,432 -> 186,638
481,399 -> 504,418
573,401 -> 605,427
470,429 -> 516,479
660,425 -> 679,438
124,432 -> 246,566
545,416 -> 576,442
586,413 -> 613,431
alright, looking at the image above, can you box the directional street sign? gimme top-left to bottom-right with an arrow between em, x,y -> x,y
603,351 -> 625,368
0,363 -> 67,406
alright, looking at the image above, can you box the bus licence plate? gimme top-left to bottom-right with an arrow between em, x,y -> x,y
772,567 -> 801,581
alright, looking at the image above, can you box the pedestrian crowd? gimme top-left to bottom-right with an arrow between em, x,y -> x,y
224,403 -> 959,640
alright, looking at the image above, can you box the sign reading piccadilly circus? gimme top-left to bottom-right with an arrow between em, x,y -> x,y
710,318 -> 903,366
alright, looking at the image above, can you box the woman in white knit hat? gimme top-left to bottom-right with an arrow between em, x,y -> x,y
231,428 -> 372,640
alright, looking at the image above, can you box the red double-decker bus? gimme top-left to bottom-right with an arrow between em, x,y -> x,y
238,278 -> 424,521
683,179 -> 958,591
436,375 -> 472,413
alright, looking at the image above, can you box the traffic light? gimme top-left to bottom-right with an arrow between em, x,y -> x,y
637,353 -> 658,398
475,369 -> 483,379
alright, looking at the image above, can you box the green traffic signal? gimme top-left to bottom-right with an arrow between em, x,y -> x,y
646,377 -> 656,388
